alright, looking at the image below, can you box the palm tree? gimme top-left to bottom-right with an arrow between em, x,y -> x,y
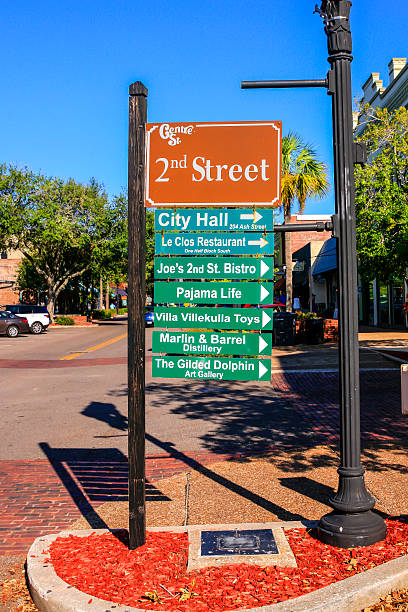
281,133 -> 329,311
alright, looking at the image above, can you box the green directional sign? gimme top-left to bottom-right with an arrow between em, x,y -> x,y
152,355 -> 271,382
152,330 -> 272,356
155,232 -> 274,256
154,306 -> 273,331
154,257 -> 274,280
154,281 -> 273,305
154,208 -> 274,232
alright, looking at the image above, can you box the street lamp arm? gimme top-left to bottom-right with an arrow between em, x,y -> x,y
274,221 -> 333,233
241,79 -> 328,89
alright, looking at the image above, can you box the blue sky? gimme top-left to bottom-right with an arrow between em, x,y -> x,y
1,0 -> 407,216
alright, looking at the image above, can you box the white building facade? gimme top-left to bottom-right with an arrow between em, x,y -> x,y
354,58 -> 408,328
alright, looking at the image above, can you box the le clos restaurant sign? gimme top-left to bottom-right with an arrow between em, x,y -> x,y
145,121 -> 282,207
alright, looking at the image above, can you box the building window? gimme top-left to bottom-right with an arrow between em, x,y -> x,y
392,283 -> 405,327
379,283 -> 390,326
0,252 -> 7,259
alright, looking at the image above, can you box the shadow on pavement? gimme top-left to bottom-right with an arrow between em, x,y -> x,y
72,366 -> 407,521
145,434 -> 305,522
81,401 -> 128,431
279,476 -> 334,505
39,443 -> 169,528
72,393 -> 317,520
145,377 -> 335,465
144,368 -> 406,474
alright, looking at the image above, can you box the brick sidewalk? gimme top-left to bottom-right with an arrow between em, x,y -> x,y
0,370 -> 405,556
0,452 -> 231,555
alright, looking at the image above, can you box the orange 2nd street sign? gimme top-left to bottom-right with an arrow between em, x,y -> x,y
145,121 -> 282,207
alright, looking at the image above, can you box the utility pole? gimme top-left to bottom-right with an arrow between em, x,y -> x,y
128,81 -> 147,549
316,0 -> 386,547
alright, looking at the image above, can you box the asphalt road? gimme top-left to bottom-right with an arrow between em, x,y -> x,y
0,319 -> 399,461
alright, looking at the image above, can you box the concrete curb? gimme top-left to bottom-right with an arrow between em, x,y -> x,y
27,526 -> 408,612
48,325 -> 99,329
363,346 -> 408,365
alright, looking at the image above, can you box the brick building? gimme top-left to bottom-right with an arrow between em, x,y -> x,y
0,251 -> 22,305
277,214 -> 336,314
288,214 -> 333,253
353,57 -> 408,328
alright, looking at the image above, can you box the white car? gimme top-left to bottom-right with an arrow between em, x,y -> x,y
3,304 -> 51,334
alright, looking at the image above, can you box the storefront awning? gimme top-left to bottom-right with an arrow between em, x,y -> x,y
312,237 -> 337,276
111,287 -> 128,297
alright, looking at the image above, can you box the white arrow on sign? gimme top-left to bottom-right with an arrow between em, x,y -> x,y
259,336 -> 268,353
240,211 -> 263,224
261,310 -> 271,328
248,237 -> 268,249
259,361 -> 268,378
260,285 -> 270,303
260,259 -> 270,278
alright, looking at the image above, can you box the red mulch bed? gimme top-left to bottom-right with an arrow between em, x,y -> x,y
44,518 -> 408,611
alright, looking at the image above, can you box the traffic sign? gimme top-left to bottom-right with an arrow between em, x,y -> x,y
154,208 -> 275,232
154,281 -> 273,305
145,121 -> 281,207
152,355 -> 271,381
152,330 -> 272,356
154,306 -> 273,331
154,257 -> 274,280
155,232 -> 274,256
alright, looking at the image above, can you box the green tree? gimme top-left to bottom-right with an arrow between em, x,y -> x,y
355,106 -> 408,283
91,193 -> 128,308
89,197 -> 154,308
145,209 -> 155,298
281,134 -> 329,310
0,165 -> 124,318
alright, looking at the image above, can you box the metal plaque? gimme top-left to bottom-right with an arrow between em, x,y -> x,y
155,232 -> 274,256
201,529 -> 279,556
154,208 -> 274,232
152,330 -> 272,356
154,281 -> 273,305
154,257 -> 274,280
145,121 -> 281,207
152,356 -> 271,381
154,306 -> 273,331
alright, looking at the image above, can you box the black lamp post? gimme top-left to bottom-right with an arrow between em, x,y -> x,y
241,0 -> 387,548
316,0 -> 386,547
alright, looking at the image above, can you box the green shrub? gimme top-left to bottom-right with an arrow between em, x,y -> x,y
296,311 -> 320,321
55,315 -> 75,326
92,309 -> 113,320
118,307 -> 128,315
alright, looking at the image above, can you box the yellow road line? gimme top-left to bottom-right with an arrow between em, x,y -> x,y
60,333 -> 127,361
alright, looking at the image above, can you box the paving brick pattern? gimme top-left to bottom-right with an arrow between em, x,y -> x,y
0,453 -> 232,555
0,370 -> 404,555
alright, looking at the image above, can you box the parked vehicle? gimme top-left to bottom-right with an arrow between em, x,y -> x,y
2,304 -> 51,334
243,302 -> 284,312
0,311 -> 30,337
145,306 -> 154,327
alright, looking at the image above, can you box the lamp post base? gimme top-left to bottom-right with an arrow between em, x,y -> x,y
317,511 -> 387,548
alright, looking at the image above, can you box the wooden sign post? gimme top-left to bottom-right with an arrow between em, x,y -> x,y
128,115 -> 280,548
128,81 -> 147,550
